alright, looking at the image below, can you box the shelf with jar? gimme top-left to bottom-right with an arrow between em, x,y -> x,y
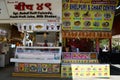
17,23 -> 61,32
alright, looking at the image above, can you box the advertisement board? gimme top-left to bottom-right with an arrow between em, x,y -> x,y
0,0 -> 62,23
62,0 -> 118,31
61,64 -> 110,78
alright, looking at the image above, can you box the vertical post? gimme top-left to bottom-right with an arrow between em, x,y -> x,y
109,38 -> 112,52
59,25 -> 62,47
96,38 -> 99,53
59,28 -> 62,43
22,31 -> 27,46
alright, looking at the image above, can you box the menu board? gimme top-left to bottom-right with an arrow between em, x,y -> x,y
61,64 -> 110,78
62,0 -> 118,31
72,64 -> 110,78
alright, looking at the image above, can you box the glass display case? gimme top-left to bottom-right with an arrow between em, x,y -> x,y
10,46 -> 62,73
11,46 -> 62,63
10,22 -> 62,75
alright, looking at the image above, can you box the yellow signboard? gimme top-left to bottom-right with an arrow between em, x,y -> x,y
61,64 -> 110,78
62,0 -> 118,31
71,64 -> 110,78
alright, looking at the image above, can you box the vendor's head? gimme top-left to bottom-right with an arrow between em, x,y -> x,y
65,45 -> 70,52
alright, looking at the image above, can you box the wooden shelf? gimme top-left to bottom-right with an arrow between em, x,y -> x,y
12,73 -> 61,78
10,58 -> 61,63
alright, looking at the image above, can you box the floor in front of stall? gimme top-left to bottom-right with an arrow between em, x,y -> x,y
0,64 -> 120,80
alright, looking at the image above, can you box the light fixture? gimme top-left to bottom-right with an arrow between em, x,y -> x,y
43,32 -> 47,39
116,5 -> 120,9
27,31 -> 33,33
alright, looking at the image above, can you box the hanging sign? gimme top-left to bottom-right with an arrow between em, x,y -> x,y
5,0 -> 62,22
62,0 -> 118,31
62,31 -> 112,38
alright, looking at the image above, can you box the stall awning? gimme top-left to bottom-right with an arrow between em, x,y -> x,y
62,31 -> 112,39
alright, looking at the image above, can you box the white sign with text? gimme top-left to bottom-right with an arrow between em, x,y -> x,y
5,0 -> 62,22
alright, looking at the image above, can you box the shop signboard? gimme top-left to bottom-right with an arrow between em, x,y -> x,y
62,0 -> 118,31
5,0 -> 62,22
0,0 -> 9,19
61,64 -> 110,78
72,64 -> 110,78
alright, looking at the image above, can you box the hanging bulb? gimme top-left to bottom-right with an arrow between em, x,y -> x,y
43,32 -> 47,39
3,37 -> 7,42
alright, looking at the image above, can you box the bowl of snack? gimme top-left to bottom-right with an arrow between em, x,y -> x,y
102,22 -> 109,27
104,13 -> 111,18
35,25 -> 43,29
84,21 -> 91,27
64,12 -> 71,17
93,22 -> 100,27
74,21 -> 81,26
83,11 -> 91,17
74,12 -> 80,17
63,21 -> 71,26
94,12 -> 102,17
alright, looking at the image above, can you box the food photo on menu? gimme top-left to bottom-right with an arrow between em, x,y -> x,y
94,12 -> 102,18
74,12 -> 80,17
63,21 -> 71,29
83,11 -> 91,17
93,22 -> 100,27
64,12 -> 71,18
84,21 -> 91,27
74,21 -> 81,26
102,22 -> 109,28
104,13 -> 111,19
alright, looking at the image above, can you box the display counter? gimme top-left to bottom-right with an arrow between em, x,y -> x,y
10,46 -> 62,77
61,52 -> 107,78
11,46 -> 62,63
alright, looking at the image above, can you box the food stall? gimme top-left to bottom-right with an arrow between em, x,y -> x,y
61,0 -> 117,78
11,23 -> 62,77
7,0 -> 62,77
0,0 -> 118,78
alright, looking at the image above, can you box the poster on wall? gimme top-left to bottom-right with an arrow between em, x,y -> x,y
62,0 -> 118,31
0,0 -> 9,19
4,0 -> 62,22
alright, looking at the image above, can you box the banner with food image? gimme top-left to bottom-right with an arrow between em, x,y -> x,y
62,0 -> 118,31
61,64 -> 110,78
